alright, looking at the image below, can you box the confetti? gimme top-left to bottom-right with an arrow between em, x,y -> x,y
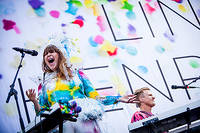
121,1 -> 133,11
89,37 -> 98,47
13,25 -> 21,34
154,1 -> 159,9
126,11 -> 136,20
0,74 -> 2,79
189,60 -> 200,68
155,45 -> 165,54
65,3 -> 78,15
76,15 -> 85,20
72,19 -> 84,27
107,47 -> 117,56
163,31 -> 175,42
178,4 -> 187,13
145,0 -> 152,2
84,0 -> 93,8
70,56 -> 83,63
114,43 -> 126,49
128,24 -> 136,35
70,0 -> 83,7
111,58 -> 124,69
101,40 -> 116,53
34,7 -> 45,17
49,10 -> 60,18
138,66 -> 148,74
111,75 -> 127,96
2,19 -> 16,31
96,16 -> 106,32
94,35 -> 104,44
172,0 -> 183,3
144,3 -> 155,15
61,23 -> 67,27
28,0 -> 44,9
108,11 -> 120,28
2,19 -> 21,34
126,46 -> 137,56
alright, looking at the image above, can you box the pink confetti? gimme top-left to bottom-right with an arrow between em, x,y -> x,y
96,16 -> 106,32
154,1 -> 159,9
172,0 -> 183,3
144,3 -> 155,15
49,10 -> 60,18
13,25 -> 21,34
2,19 -> 16,30
94,35 -> 104,44
145,0 -> 152,2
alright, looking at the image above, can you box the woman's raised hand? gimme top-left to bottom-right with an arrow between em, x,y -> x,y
26,89 -> 37,102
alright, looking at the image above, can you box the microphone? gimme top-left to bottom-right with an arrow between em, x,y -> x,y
171,85 -> 198,89
13,47 -> 38,56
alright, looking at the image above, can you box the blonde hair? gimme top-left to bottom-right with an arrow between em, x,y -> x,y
42,44 -> 73,80
135,87 -> 150,107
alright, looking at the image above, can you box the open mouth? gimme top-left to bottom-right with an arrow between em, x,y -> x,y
48,57 -> 55,63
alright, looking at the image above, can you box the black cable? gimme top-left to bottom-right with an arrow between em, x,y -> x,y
40,116 -> 43,133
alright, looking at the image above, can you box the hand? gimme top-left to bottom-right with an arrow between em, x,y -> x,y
118,94 -> 139,103
26,89 -> 37,102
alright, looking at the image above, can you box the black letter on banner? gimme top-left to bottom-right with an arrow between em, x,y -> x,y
138,1 -> 155,38
101,5 -> 143,41
122,63 -> 173,102
173,55 -> 200,100
157,0 -> 200,35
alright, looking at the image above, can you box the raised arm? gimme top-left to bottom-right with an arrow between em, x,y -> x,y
26,89 -> 41,114
77,69 -> 139,105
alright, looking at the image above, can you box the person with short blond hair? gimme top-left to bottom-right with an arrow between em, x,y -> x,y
131,87 -> 155,123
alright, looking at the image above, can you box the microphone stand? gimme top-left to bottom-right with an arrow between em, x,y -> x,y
6,52 -> 25,132
185,76 -> 200,132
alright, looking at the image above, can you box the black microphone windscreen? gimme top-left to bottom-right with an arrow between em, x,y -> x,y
32,50 -> 38,56
171,85 -> 176,89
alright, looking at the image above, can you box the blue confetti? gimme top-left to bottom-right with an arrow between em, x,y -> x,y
65,3 -> 78,16
155,45 -> 165,54
126,11 -> 136,20
76,15 -> 85,21
138,66 -> 148,74
113,43 -> 126,49
126,46 -> 137,56
61,23 -> 66,27
34,7 -> 45,17
89,37 -> 98,47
